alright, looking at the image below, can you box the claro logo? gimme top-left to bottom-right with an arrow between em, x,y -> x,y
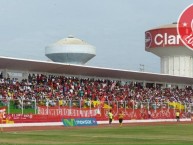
154,33 -> 181,46
145,32 -> 181,48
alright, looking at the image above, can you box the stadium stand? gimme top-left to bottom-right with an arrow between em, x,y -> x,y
0,73 -> 192,110
0,56 -> 193,122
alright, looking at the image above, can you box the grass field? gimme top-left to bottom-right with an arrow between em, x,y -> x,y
0,123 -> 193,145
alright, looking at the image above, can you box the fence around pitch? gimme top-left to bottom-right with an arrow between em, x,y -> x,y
0,99 -> 192,116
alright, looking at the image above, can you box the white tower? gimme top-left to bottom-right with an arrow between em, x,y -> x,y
45,36 -> 96,65
145,23 -> 193,77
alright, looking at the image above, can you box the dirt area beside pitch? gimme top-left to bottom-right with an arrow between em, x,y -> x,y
1,120 -> 192,132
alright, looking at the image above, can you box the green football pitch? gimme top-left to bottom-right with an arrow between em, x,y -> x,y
0,123 -> 193,145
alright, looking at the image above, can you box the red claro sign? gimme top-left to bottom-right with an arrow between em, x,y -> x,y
145,28 -> 184,49
177,4 -> 193,50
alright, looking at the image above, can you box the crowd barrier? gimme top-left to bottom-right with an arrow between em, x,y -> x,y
0,99 -> 193,123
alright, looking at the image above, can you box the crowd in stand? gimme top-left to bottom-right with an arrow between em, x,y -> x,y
0,73 -> 193,110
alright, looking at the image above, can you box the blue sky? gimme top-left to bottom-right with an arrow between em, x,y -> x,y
0,0 -> 192,73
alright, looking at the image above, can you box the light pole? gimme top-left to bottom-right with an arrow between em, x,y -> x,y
139,64 -> 145,72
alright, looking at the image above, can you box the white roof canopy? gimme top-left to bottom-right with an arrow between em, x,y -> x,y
0,56 -> 193,85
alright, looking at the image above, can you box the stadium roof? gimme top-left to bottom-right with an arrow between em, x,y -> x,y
0,56 -> 193,85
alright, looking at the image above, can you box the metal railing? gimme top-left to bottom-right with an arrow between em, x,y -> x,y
0,98 -> 192,115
